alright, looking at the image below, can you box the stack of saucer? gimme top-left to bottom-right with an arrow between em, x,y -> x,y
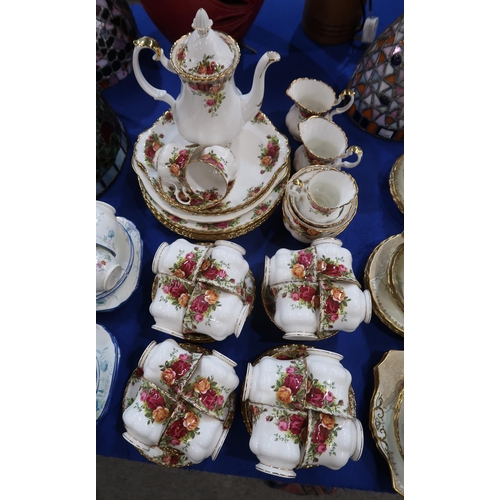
282,166 -> 358,243
96,201 -> 143,312
132,111 -> 291,241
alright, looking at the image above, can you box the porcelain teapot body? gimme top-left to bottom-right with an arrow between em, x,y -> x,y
132,8 -> 280,146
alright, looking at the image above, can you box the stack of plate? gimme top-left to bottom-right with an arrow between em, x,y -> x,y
132,111 -> 291,241
96,217 -> 143,312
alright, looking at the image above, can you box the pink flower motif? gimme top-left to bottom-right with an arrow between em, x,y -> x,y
140,390 -> 147,402
317,443 -> 327,454
291,291 -> 300,301
324,391 -> 334,403
278,419 -> 289,432
206,99 -> 215,107
286,366 -> 296,374
217,269 -> 227,278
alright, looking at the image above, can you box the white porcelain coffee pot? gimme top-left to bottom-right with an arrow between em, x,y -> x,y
132,8 -> 280,147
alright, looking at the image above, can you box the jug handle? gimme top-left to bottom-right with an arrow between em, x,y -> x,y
327,89 -> 355,119
334,146 -> 363,169
132,37 -> 176,108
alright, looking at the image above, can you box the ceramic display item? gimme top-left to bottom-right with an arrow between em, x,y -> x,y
96,0 -> 139,89
96,324 -> 120,422
96,201 -> 120,254
364,233 -> 404,336
122,341 -> 236,468
241,344 -> 359,478
132,8 -> 280,147
347,15 -> 404,141
389,154 -> 404,213
295,116 -> 363,171
96,217 -> 143,312
387,242 -> 404,312
370,350 -> 404,496
139,0 -> 265,44
285,78 -> 355,141
96,246 -> 122,293
96,87 -> 128,196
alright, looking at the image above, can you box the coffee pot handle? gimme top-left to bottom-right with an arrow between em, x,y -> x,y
327,89 -> 355,119
132,37 -> 176,108
334,146 -> 363,169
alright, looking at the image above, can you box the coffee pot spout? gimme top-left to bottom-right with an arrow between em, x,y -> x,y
241,51 -> 281,123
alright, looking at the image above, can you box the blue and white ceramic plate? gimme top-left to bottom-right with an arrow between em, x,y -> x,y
96,217 -> 143,312
96,324 -> 121,422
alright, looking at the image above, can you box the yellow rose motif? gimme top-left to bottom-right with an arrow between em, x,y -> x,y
161,368 -> 176,386
153,406 -> 170,423
204,289 -> 219,305
317,260 -> 327,272
200,259 -> 210,271
292,263 -> 306,279
178,293 -> 189,308
173,269 -> 186,279
183,411 -> 199,431
331,287 -> 345,302
277,385 -> 293,405
312,295 -> 320,308
194,377 -> 211,394
307,228 -> 320,236
261,156 -> 272,166
169,164 -> 181,177
321,413 -> 335,430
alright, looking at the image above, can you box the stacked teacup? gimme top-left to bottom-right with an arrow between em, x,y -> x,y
149,238 -> 254,342
96,201 -> 134,298
122,338 -> 239,465
262,237 -> 372,340
242,347 -> 363,478
283,166 -> 359,243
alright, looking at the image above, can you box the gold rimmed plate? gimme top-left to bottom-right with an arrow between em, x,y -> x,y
389,155 -> 404,214
387,242 -> 404,312
364,233 -> 404,337
370,350 -> 404,496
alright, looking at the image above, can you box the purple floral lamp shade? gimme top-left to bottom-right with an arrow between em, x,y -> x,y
347,15 -> 404,141
96,86 -> 128,196
96,0 -> 139,89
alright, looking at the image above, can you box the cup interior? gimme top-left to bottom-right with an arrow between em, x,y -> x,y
288,79 -> 336,113
185,160 -> 227,199
308,171 -> 357,209
299,118 -> 347,159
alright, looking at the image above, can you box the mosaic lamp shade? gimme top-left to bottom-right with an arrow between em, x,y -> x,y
96,86 -> 128,197
96,0 -> 140,90
347,14 -> 404,141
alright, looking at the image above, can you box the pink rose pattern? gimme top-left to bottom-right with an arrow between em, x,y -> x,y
304,373 -> 345,415
157,348 -> 202,396
319,282 -> 350,332
269,358 -> 308,410
133,379 -> 176,426
157,275 -> 193,311
159,402 -> 202,454
181,375 -> 228,419
168,247 -> 207,281
303,412 -> 340,465
316,255 -> 356,283
258,134 -> 280,173
143,132 -> 165,168
196,256 -> 245,297
271,282 -> 320,312
182,283 -> 222,333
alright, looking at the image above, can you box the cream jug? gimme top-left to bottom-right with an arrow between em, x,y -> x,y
132,8 -> 280,147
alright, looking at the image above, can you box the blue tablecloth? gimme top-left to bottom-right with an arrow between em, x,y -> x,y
97,0 -> 404,493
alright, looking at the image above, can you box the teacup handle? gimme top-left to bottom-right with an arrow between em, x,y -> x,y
164,179 -> 192,205
327,89 -> 355,119
289,178 -> 307,197
333,146 -> 363,169
132,37 -> 176,107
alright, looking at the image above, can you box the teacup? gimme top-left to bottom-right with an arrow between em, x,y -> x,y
264,246 -> 318,287
285,78 -> 355,141
138,339 -> 203,398
196,240 -> 250,298
289,169 -> 358,226
242,356 -> 308,410
180,350 -> 239,420
248,402 -> 307,478
96,245 -> 123,293
122,378 -> 178,451
149,275 -> 196,338
151,239 -> 209,279
269,281 -> 320,335
294,116 -> 363,171
299,412 -> 363,470
182,282 -> 251,341
96,200 -> 119,254
158,400 -> 228,464
304,348 -> 352,417
310,238 -> 359,284
317,281 -> 372,334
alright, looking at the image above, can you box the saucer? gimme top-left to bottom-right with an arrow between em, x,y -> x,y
136,159 -> 289,241
122,343 -> 236,467
133,111 -> 290,216
364,233 -> 404,337
370,350 -> 404,496
96,219 -> 134,300
97,217 -> 143,312
389,155 -> 404,214
96,324 -> 120,422
387,242 -> 404,312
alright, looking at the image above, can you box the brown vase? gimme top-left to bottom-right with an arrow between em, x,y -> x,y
301,0 -> 366,45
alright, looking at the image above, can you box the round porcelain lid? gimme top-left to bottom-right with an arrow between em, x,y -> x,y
170,8 -> 239,79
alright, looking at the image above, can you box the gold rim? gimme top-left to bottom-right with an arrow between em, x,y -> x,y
364,234 -> 404,337
389,155 -> 404,214
387,243 -> 404,312
394,387 -> 404,460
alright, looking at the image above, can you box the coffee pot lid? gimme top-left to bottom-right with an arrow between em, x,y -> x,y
170,8 -> 239,78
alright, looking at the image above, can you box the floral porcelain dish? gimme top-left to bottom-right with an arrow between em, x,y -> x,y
389,154 -> 404,214
370,350 -> 404,496
133,111 -> 290,216
241,344 -> 360,478
121,340 -> 236,467
364,233 -> 404,336
96,324 -> 121,422
96,217 -> 143,312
